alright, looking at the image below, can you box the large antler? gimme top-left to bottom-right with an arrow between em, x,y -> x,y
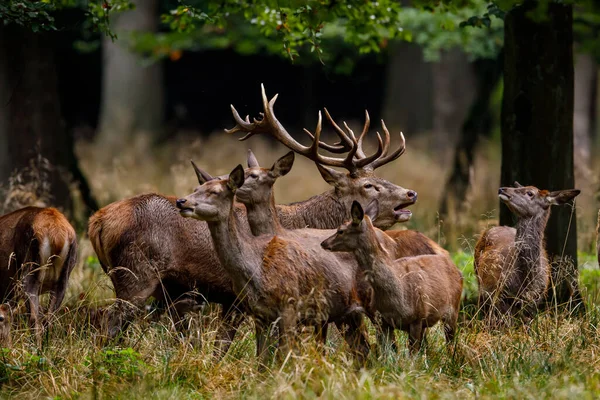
226,84 -> 405,173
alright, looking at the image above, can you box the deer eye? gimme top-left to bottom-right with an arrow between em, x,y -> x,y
364,183 -> 373,189
527,191 -> 534,197
250,173 -> 259,179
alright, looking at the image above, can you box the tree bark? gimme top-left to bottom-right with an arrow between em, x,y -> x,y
0,25 -> 97,217
439,54 -> 503,231
430,48 -> 476,161
500,2 -> 583,310
96,0 -> 163,152
573,52 -> 596,185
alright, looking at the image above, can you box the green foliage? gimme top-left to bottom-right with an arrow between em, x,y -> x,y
0,1 -> 56,32
86,348 -> 147,382
399,1 -> 503,62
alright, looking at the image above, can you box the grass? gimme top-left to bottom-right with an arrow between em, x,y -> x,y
1,133 -> 598,398
1,250 -> 600,399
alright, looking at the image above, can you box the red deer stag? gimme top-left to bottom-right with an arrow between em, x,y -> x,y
321,201 -> 463,353
87,85 -> 426,356
0,207 -> 77,341
177,165 -> 377,365
474,182 -> 580,324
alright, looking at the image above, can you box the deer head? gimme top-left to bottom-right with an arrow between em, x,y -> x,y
226,84 -> 416,230
498,182 -> 580,219
235,150 -> 295,207
321,200 -> 380,252
176,164 -> 245,222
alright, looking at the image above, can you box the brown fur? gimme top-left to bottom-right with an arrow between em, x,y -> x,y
179,166 -> 371,364
0,303 -> 10,347
0,207 -> 77,339
597,210 -> 600,269
321,202 -> 463,353
474,184 -> 580,324
237,151 -> 446,351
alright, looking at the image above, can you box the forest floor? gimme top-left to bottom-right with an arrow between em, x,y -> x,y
1,251 -> 599,399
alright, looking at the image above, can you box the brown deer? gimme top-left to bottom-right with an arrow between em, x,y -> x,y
87,85 -> 424,356
177,164 -> 376,365
321,201 -> 463,353
237,149 -> 449,347
0,207 -> 78,340
474,182 -> 580,323
0,304 -> 10,347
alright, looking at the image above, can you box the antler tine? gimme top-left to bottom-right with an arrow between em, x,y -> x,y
369,120 -> 406,169
324,108 -> 355,150
355,132 -> 384,168
302,127 -> 352,153
225,104 -> 259,141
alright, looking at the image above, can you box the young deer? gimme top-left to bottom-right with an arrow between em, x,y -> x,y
0,207 -> 77,340
321,201 -> 463,353
88,86 -> 421,356
474,182 -> 580,323
177,164 -> 376,365
0,304 -> 10,347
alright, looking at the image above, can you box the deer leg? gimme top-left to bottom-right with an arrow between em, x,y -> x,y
23,272 -> 43,344
255,320 -> 277,370
277,306 -> 297,362
337,312 -> 370,366
408,322 -> 424,354
213,302 -> 245,360
444,311 -> 459,345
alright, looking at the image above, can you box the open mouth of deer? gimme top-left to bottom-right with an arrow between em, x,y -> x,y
178,206 -> 195,217
393,203 -> 413,219
499,194 -> 511,202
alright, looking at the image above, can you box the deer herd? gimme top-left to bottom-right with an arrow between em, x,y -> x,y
0,85 -> 586,366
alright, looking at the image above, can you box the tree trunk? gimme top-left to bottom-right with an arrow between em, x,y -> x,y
0,25 -> 97,218
96,0 -> 163,152
573,52 -> 596,185
439,53 -> 503,242
382,43 -> 433,134
500,2 -> 583,311
430,48 -> 476,163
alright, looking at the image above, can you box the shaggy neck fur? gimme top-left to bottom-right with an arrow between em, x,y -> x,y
277,190 -> 347,230
510,210 -> 551,299
245,191 -> 283,236
206,203 -> 263,297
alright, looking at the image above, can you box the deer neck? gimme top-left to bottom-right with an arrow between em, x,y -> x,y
277,190 -> 347,229
245,191 -> 283,236
513,211 -> 550,278
206,204 -> 263,296
354,228 -> 396,285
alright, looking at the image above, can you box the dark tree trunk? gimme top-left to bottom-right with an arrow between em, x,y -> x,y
500,2 -> 583,311
0,25 -> 97,217
430,48 -> 476,161
439,53 -> 503,230
96,0 -> 163,153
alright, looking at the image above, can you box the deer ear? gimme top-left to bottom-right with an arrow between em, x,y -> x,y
247,149 -> 260,168
513,181 -> 523,188
228,165 -> 245,192
351,200 -> 364,226
546,189 -> 581,205
270,151 -> 295,178
316,163 -> 345,186
190,160 -> 214,185
364,199 -> 379,222
0,303 -> 9,314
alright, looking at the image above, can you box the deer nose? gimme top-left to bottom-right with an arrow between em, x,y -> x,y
0,316 -> 4,322
321,241 -> 331,250
176,198 -> 187,208
498,188 -> 505,194
407,190 -> 417,201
